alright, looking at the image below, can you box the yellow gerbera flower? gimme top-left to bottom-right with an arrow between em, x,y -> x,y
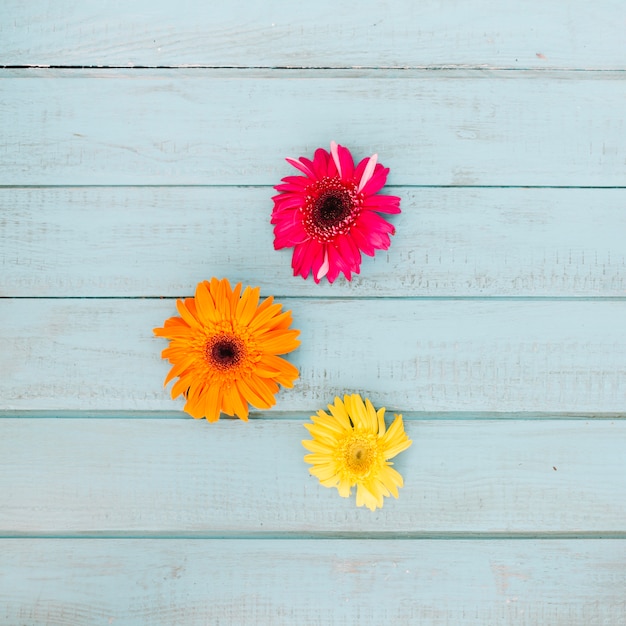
154,278 -> 300,422
302,394 -> 412,511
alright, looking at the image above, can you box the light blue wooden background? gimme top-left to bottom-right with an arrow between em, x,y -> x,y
1,1 -> 626,624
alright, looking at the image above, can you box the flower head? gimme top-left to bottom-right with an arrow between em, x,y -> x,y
302,394 -> 412,510
271,142 -> 401,283
154,278 -> 300,422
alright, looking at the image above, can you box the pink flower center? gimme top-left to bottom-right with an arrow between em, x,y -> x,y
303,177 -> 361,242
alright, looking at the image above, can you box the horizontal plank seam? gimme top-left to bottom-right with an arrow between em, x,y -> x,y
3,65 -> 626,72
2,532 -> 626,540
4,296 -> 626,302
1,412 -> 625,420
2,68 -> 626,81
1,185 -> 625,190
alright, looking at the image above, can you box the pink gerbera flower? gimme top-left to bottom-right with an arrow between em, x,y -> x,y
271,142 -> 401,283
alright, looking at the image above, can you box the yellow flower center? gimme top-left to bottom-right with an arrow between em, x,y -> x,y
340,433 -> 379,478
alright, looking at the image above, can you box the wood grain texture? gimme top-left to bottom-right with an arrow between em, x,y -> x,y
3,1 -> 625,620
2,539 -> 626,625
3,0 -> 626,69
1,418 -> 625,534
2,69 -> 625,186
3,298 -> 626,413
2,187 -> 625,298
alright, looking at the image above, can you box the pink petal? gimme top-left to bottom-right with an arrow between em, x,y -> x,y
316,249 -> 330,281
274,175 -> 309,192
312,148 -> 331,177
330,141 -> 342,177
354,156 -> 368,182
286,157 -> 315,179
358,209 -> 395,235
292,240 -> 310,276
350,223 -> 376,256
325,265 -> 341,283
363,194 -> 401,214
337,144 -> 355,181
335,232 -> 362,271
357,153 -> 378,192
355,211 -> 395,250
281,175 -> 309,187
326,245 -> 348,283
273,216 -> 308,247
310,243 -> 327,283
361,228 -> 391,250
274,183 -> 304,193
271,193 -> 305,211
361,165 -> 390,196
293,239 -> 318,279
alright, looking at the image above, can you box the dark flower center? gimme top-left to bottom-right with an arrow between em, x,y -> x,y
207,335 -> 244,370
304,178 -> 361,242
314,191 -> 352,227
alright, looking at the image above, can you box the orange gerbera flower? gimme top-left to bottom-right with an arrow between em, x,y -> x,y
154,278 -> 300,422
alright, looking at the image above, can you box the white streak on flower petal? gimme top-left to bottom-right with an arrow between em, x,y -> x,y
316,250 -> 330,280
286,157 -> 315,178
357,153 -> 378,193
330,141 -> 342,177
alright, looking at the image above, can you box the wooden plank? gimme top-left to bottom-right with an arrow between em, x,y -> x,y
2,187 -> 625,298
2,298 -> 626,413
3,0 -> 625,69
2,538 -> 625,624
1,69 -> 624,186
1,418 -> 624,533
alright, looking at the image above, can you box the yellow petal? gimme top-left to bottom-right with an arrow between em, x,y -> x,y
346,394 -> 368,430
376,407 -> 387,436
380,415 -> 412,458
327,397 -> 352,430
364,397 -> 379,433
302,439 -> 335,454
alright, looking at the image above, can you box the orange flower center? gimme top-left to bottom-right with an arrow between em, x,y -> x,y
304,177 -> 361,242
205,334 -> 246,371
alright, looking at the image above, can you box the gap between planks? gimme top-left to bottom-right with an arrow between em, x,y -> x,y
3,532 -> 626,540
4,296 -> 626,301
1,184 -> 625,189
1,411 -> 625,420
3,67 -> 625,79
4,65 -> 626,72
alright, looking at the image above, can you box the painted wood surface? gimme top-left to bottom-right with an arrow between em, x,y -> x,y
2,539 -> 626,626
2,186 -> 625,298
2,418 -> 625,535
3,299 -> 626,413
2,69 -> 625,186
3,0 -> 626,69
2,0 -> 625,622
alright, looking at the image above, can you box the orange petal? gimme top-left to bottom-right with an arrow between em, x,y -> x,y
236,285 -> 261,326
236,377 -> 274,410
204,384 -> 223,423
227,385 -> 249,421
194,281 -> 218,325
176,299 -> 201,329
257,329 -> 301,354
